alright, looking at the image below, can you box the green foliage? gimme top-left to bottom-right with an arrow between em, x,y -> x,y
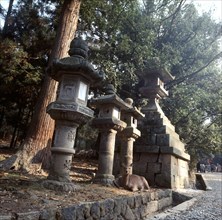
0,38 -> 42,144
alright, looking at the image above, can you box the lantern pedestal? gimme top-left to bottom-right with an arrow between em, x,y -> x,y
93,127 -> 118,185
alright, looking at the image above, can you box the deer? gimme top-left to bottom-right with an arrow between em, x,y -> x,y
113,163 -> 150,192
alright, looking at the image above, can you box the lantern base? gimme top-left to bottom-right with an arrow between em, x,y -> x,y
93,174 -> 115,186
42,180 -> 81,192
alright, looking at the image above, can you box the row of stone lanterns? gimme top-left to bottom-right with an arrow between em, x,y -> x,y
89,85 -> 144,185
44,38 -> 143,190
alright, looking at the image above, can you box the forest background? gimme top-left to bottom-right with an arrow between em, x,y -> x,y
0,0 -> 221,172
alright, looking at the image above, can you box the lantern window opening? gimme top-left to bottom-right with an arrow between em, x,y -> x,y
78,81 -> 88,102
157,77 -> 165,88
132,117 -> 137,125
113,107 -> 120,119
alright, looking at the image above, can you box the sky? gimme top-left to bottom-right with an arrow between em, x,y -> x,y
190,0 -> 222,21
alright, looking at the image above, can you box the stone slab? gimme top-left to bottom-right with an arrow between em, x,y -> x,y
134,145 -> 160,153
160,146 -> 190,161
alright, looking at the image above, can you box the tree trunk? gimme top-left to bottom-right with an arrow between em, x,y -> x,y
0,0 -> 82,172
2,0 -> 14,37
9,107 -> 22,148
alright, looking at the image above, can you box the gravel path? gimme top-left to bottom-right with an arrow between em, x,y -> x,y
148,172 -> 222,220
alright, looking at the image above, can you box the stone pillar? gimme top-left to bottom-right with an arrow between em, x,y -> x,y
90,84 -> 129,185
119,98 -> 144,176
49,120 -> 77,182
96,129 -> 117,182
43,38 -> 103,191
120,137 -> 134,175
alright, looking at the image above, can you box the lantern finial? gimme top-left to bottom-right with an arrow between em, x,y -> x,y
68,38 -> 89,59
105,84 -> 115,95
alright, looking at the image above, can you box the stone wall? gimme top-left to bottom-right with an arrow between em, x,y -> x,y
132,152 -> 190,189
1,189 -> 172,220
133,107 -> 190,189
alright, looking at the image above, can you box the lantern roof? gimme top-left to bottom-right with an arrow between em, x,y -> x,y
50,38 -> 104,83
90,84 -> 131,110
122,98 -> 144,119
139,57 -> 175,83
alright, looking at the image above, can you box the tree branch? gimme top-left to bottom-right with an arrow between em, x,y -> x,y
167,51 -> 222,89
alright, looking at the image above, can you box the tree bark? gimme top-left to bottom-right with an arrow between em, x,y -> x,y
2,0 -> 14,37
0,0 -> 82,172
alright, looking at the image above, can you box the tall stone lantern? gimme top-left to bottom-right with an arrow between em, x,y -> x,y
119,98 -> 144,176
90,84 -> 129,185
134,58 -> 190,189
139,58 -> 174,111
45,38 -> 103,189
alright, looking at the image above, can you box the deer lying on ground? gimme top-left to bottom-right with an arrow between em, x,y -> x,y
113,164 -> 150,192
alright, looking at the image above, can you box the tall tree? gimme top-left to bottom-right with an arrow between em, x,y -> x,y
1,0 -> 82,172
2,0 -> 14,37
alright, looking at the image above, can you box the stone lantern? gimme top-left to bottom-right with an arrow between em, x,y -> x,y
119,98 -> 144,176
45,38 -> 103,189
90,84 -> 129,185
139,57 -> 174,111
133,58 -> 190,189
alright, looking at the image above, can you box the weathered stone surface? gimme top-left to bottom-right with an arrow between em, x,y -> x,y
143,200 -> 159,214
160,147 -> 190,161
0,215 -> 12,220
72,205 -> 83,220
120,197 -> 128,216
42,180 -> 81,192
39,208 -> 57,220
4,189 -> 173,220
134,105 -> 190,189
16,211 -> 40,220
90,202 -> 100,219
127,196 -> 135,209
141,193 -> 149,204
103,199 -> 115,215
134,195 -> 142,208
125,206 -> 135,220
157,189 -> 172,199
195,173 -> 212,191
61,205 -> 77,220
134,145 -> 160,153
158,197 -> 173,210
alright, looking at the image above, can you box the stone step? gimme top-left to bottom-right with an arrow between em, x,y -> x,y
156,134 -> 185,151
152,125 -> 179,140
145,118 -> 175,132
